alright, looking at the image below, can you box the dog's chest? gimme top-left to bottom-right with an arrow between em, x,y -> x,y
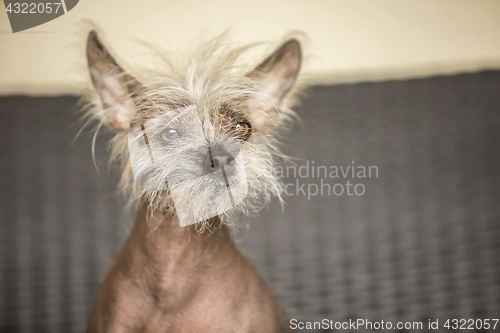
141,286 -> 282,333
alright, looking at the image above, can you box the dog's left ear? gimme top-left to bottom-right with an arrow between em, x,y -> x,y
87,31 -> 141,131
246,39 -> 301,130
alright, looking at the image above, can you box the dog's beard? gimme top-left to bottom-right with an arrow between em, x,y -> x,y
132,142 -> 250,226
126,105 -> 284,227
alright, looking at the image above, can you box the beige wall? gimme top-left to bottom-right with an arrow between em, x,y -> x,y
1,0 -> 500,95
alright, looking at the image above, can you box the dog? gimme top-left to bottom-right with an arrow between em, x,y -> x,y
83,30 -> 302,333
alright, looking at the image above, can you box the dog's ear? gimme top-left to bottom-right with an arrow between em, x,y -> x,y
246,39 -> 301,130
87,31 -> 140,131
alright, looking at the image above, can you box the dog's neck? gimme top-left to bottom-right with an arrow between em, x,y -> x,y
86,197 -> 291,332
118,198 -> 238,303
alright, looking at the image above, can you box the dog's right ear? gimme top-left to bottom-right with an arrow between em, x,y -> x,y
87,31 -> 140,131
246,39 -> 301,131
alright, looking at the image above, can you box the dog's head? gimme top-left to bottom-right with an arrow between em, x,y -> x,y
85,31 -> 301,227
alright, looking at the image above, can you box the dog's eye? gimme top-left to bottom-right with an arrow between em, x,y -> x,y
234,122 -> 251,139
160,128 -> 180,142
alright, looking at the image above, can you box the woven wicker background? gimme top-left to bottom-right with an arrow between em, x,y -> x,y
1,71 -> 499,332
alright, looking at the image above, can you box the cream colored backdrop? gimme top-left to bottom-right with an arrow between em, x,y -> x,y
1,0 -> 500,95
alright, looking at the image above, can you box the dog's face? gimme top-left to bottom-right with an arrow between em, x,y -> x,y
86,31 -> 301,226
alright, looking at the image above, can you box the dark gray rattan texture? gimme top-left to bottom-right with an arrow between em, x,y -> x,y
1,71 -> 499,332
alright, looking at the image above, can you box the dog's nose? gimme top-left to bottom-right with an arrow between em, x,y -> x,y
211,151 -> 235,171
206,149 -> 235,172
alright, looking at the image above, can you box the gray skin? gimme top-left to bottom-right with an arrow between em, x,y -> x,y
86,200 -> 292,333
